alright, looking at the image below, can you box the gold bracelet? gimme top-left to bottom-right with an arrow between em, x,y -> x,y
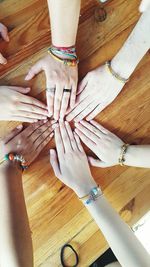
106,61 -> 129,84
119,144 -> 129,166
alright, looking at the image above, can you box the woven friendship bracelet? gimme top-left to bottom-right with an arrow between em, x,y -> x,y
48,47 -> 79,67
106,61 -> 130,84
118,144 -> 129,166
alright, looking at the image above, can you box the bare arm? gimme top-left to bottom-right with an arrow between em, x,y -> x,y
85,195 -> 149,267
125,145 -> 150,168
0,120 -> 54,267
111,7 -> 150,79
0,163 -> 33,267
47,0 -> 81,46
67,6 -> 150,122
50,122 -> 150,267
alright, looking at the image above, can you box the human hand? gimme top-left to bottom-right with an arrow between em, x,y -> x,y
66,64 -> 124,122
0,120 -> 54,167
0,86 -> 49,122
0,22 -> 9,65
50,121 -> 96,197
139,0 -> 150,12
25,55 -> 78,121
75,120 -> 124,167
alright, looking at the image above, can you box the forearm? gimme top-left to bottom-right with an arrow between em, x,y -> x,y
124,145 -> 150,168
0,163 -> 33,267
47,0 -> 81,46
85,195 -> 150,267
111,8 -> 150,79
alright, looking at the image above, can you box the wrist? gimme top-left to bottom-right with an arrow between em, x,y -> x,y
74,178 -> 98,198
123,145 -> 137,166
0,160 -> 22,174
111,55 -> 134,80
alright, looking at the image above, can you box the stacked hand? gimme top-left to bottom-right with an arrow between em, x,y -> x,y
25,55 -> 78,121
75,120 -> 123,167
50,121 -> 96,197
0,120 -> 54,167
66,64 -> 124,122
0,86 -> 49,122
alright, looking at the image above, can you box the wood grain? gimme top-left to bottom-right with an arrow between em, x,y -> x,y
0,0 -> 149,266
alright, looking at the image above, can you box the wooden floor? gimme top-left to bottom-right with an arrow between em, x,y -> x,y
0,0 -> 150,266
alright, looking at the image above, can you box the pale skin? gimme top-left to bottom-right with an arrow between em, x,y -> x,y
50,122 -> 150,267
0,120 -> 54,267
25,0 -> 81,121
0,86 -> 49,122
0,22 -> 9,64
74,120 -> 150,168
66,2 -> 150,122
0,25 -> 49,122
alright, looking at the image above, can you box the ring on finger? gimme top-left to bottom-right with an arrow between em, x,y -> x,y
46,87 -> 56,93
63,88 -> 72,93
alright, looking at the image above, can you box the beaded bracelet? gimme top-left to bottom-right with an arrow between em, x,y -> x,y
48,47 -> 79,67
118,144 -> 129,166
106,60 -> 129,84
79,185 -> 103,205
0,153 -> 28,170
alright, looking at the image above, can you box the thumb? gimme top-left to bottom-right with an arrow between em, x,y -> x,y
77,75 -> 88,95
139,0 -> 150,12
3,125 -> 23,144
88,156 -> 106,168
25,60 -> 43,80
10,86 -> 31,94
50,149 -> 61,178
0,52 -> 7,65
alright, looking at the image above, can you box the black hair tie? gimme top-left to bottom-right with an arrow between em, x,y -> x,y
60,244 -> 79,267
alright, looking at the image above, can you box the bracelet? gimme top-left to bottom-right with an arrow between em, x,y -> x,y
79,185 -> 103,205
106,60 -> 129,84
48,47 -> 79,67
0,153 -> 29,170
118,144 -> 129,166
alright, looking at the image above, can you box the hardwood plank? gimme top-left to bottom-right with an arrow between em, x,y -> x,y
0,0 -> 149,266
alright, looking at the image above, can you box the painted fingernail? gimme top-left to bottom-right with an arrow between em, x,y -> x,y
50,133 -> 54,138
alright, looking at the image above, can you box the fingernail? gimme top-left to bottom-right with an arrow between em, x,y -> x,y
50,149 -> 54,155
65,121 -> 69,126
17,124 -> 23,129
52,123 -> 58,129
51,120 -> 57,124
25,75 -> 29,80
50,133 -> 54,138
34,119 -> 38,122
3,60 -> 7,65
